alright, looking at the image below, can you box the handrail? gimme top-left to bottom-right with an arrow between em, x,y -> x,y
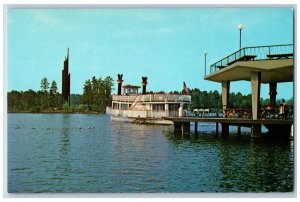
208,44 -> 294,75
130,95 -> 141,109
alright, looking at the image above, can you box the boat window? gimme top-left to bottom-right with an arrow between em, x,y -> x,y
152,104 -> 165,111
169,103 -> 180,110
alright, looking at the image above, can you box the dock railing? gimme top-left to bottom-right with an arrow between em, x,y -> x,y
222,107 -> 293,120
209,44 -> 294,75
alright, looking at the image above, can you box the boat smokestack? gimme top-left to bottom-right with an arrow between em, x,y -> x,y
141,76 -> 148,95
117,74 -> 123,95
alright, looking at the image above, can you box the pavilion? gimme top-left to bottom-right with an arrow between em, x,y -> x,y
204,44 -> 294,136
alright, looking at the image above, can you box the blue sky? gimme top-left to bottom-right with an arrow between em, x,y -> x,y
6,7 -> 294,99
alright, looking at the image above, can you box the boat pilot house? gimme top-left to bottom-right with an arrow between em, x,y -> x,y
122,85 -> 140,95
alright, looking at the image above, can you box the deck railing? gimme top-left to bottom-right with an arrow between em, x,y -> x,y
113,93 -> 191,103
208,44 -> 294,75
222,107 -> 293,120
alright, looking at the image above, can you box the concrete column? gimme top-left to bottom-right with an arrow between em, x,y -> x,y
222,81 -> 230,113
179,103 -> 183,117
165,102 -> 169,117
251,72 -> 261,120
269,82 -> 277,108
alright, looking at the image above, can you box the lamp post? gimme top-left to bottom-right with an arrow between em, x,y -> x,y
238,24 -> 243,50
204,51 -> 207,76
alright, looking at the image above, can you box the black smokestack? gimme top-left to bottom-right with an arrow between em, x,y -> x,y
141,76 -> 148,95
117,74 -> 123,95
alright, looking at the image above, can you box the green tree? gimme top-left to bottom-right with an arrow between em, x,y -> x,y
40,77 -> 49,92
40,77 -> 50,109
81,76 -> 114,112
91,76 -> 99,106
7,90 -> 22,111
190,88 -> 201,110
23,89 -> 37,110
82,79 -> 92,108
102,76 -> 114,111
49,80 -> 58,108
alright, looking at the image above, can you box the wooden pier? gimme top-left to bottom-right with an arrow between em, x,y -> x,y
164,116 -> 293,139
195,44 -> 294,141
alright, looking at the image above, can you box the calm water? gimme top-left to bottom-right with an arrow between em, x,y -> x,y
7,113 -> 294,193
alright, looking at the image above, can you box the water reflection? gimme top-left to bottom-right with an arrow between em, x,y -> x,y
164,128 -> 294,192
56,115 -> 71,186
59,128 -> 71,175
8,114 -> 294,193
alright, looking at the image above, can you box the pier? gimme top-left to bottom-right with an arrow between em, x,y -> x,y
164,116 -> 293,139
168,44 -> 294,140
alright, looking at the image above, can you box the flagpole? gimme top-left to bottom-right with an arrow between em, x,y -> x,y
204,51 -> 207,77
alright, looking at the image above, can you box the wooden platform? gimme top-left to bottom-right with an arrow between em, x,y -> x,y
164,116 -> 293,125
164,116 -> 293,139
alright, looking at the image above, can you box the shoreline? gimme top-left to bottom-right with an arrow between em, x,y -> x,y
7,110 -> 102,114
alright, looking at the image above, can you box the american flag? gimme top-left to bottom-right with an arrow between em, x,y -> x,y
183,81 -> 190,95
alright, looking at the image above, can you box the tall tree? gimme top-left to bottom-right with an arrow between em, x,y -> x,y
91,76 -> 99,105
49,80 -> 58,108
104,76 -> 114,98
82,79 -> 92,108
81,76 -> 114,112
40,77 -> 50,109
40,77 -> 50,93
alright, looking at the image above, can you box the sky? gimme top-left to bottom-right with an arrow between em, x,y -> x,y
6,7 -> 294,99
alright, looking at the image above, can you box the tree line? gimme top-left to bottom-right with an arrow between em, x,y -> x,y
188,88 -> 293,112
7,76 -> 114,113
7,78 -> 293,113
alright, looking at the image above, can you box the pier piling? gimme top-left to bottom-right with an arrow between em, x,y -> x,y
168,117 -> 293,141
221,123 -> 229,138
173,122 -> 190,138
251,124 -> 262,138
237,125 -> 241,137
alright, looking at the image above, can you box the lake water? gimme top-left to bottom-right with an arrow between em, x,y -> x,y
7,113 -> 294,193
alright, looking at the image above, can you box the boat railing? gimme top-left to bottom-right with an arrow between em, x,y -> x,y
141,94 -> 191,102
112,93 -> 191,103
208,44 -> 294,75
106,107 -> 182,118
130,95 -> 141,109
112,94 -> 138,102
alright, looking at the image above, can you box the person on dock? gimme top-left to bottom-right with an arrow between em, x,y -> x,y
261,106 -> 266,119
265,104 -> 275,119
278,99 -> 288,119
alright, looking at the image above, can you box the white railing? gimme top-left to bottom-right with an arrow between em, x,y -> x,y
106,107 -> 182,118
141,94 -> 191,102
112,95 -> 137,102
130,95 -> 142,109
112,93 -> 191,104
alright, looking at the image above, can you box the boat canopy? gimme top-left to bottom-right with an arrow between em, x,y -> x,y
122,84 -> 140,94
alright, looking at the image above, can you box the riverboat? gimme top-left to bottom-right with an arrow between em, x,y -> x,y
106,75 -> 191,125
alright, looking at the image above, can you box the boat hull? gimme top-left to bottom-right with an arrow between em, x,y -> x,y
109,115 -> 173,125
